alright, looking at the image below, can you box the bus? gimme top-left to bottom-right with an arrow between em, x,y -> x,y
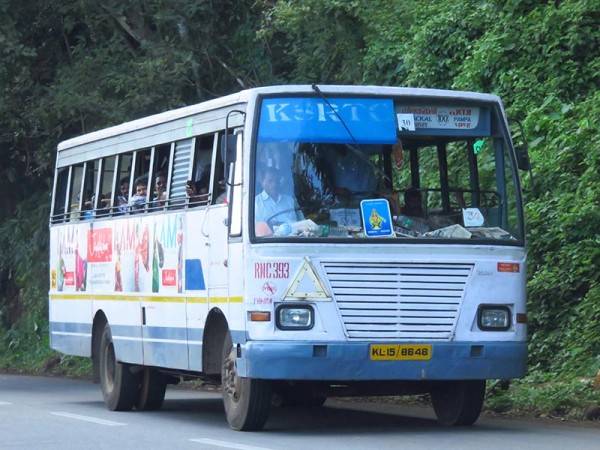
49,85 -> 529,431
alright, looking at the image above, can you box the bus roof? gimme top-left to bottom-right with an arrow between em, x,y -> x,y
55,85 -> 503,166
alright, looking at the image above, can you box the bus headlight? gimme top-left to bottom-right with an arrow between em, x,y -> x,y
477,305 -> 511,331
276,305 -> 314,330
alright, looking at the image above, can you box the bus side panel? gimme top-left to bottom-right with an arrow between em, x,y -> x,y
140,213 -> 188,370
49,223 -> 94,357
185,208 -> 215,372
94,300 -> 143,364
49,302 -> 92,357
227,239 -> 246,342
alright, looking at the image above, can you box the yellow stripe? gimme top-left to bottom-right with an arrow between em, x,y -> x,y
210,296 -> 243,303
50,294 -> 138,301
95,294 -> 138,301
141,296 -> 185,303
50,294 -> 244,303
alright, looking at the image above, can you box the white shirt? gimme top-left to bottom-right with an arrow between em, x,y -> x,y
255,191 -> 303,223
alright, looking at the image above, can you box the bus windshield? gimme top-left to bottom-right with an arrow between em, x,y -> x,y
253,96 -> 523,243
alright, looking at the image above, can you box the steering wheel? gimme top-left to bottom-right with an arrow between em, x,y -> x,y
265,207 -> 303,227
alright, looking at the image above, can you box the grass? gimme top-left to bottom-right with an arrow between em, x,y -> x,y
0,328 -> 92,379
485,378 -> 600,421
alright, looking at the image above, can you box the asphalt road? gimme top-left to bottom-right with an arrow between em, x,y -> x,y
0,373 -> 598,449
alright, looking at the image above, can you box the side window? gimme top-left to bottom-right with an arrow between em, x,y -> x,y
229,131 -> 244,236
80,160 -> 99,220
96,156 -> 117,218
113,153 -> 133,215
130,149 -> 151,213
213,132 -> 227,205
51,167 -> 70,223
187,134 -> 216,207
68,163 -> 84,221
149,144 -> 171,210
169,140 -> 192,206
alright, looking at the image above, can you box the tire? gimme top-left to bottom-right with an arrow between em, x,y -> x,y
137,367 -> 167,411
221,333 -> 272,431
431,380 -> 486,426
98,323 -> 140,411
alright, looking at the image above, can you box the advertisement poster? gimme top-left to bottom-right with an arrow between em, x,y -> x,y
52,214 -> 186,295
53,224 -> 90,292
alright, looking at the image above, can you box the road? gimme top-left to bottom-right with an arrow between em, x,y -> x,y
0,373 -> 598,449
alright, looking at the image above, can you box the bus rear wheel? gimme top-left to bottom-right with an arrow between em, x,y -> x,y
430,380 -> 486,426
221,333 -> 271,431
99,323 -> 140,411
136,367 -> 167,411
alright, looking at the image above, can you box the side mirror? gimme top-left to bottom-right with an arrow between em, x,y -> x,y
220,134 -> 237,164
508,118 -> 531,172
515,146 -> 531,171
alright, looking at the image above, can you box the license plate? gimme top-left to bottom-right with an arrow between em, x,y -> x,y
370,344 -> 432,361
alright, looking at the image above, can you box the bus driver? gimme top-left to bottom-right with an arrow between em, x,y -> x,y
255,166 -> 303,234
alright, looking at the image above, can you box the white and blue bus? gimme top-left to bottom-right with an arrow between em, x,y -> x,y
49,85 -> 528,430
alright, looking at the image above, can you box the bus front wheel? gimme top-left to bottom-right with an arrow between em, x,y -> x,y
99,323 -> 140,411
221,333 -> 271,431
430,380 -> 486,426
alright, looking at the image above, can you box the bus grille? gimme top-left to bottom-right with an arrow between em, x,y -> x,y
322,262 -> 473,341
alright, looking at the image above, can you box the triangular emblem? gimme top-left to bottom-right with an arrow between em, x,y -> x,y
282,257 -> 331,301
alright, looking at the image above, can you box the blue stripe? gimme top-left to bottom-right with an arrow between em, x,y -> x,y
50,321 -> 92,334
239,341 -> 527,380
50,333 -> 91,357
187,328 -> 203,342
110,324 -> 142,338
230,329 -> 246,344
143,326 -> 188,341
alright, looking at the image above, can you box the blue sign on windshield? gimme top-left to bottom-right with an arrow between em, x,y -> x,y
360,199 -> 394,237
258,97 -> 397,144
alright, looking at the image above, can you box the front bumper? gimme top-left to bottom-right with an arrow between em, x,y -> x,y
237,340 -> 527,380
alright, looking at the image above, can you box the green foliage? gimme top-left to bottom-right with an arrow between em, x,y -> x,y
524,91 -> 600,376
258,0 -> 367,83
0,192 -> 50,369
486,378 -> 600,420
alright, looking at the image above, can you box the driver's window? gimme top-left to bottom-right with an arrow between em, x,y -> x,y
229,131 -> 243,236
254,142 -> 304,237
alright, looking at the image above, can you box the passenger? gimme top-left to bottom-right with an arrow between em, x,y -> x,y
401,188 -> 424,217
81,190 -> 94,220
185,176 -> 209,205
116,176 -> 129,212
379,187 -> 402,216
322,144 -> 378,195
128,175 -> 148,212
153,171 -> 167,207
255,167 -> 303,225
